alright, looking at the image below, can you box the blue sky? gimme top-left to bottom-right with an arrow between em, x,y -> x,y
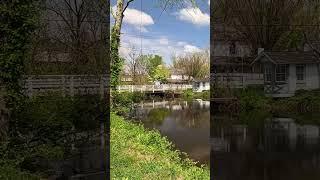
111,0 -> 210,64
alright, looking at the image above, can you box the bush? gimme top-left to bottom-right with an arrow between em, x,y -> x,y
111,91 -> 145,115
235,88 -> 271,111
182,89 -> 194,99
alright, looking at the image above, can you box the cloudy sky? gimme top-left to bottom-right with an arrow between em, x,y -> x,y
111,0 -> 209,64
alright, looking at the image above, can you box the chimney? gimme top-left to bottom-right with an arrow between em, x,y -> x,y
258,48 -> 264,55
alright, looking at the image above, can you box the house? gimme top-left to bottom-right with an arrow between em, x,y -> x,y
193,78 -> 210,92
167,69 -> 191,84
251,50 -> 320,97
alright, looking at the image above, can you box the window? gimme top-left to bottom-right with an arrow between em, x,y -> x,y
276,65 -> 287,82
265,66 -> 272,82
296,64 -> 305,81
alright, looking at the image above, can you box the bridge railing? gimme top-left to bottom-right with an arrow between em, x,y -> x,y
117,84 -> 193,92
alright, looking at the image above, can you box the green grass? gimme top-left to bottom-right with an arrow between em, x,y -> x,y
0,165 -> 40,180
110,113 -> 209,180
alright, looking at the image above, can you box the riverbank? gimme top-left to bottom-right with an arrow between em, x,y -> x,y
110,112 -> 209,179
215,88 -> 320,113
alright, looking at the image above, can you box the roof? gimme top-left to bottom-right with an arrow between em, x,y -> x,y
252,51 -> 320,65
194,77 -> 210,82
212,56 -> 253,66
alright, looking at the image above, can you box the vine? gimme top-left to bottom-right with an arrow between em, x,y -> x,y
110,26 -> 124,90
0,0 -> 39,109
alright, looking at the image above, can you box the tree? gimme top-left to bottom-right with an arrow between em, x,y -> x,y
29,0 -> 109,74
126,47 -> 148,84
110,0 -> 195,89
173,50 -> 209,81
0,0 -> 39,108
153,65 -> 170,83
141,54 -> 164,82
213,0 -> 304,53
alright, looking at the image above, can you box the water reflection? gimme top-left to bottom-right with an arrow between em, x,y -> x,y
132,100 -> 210,165
212,113 -> 320,180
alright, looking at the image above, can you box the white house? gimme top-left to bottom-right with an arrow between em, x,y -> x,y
193,78 -> 210,92
251,51 -> 320,97
167,69 -> 191,84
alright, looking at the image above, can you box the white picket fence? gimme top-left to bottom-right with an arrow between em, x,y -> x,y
212,73 -> 264,88
23,75 -> 109,98
117,84 -> 193,92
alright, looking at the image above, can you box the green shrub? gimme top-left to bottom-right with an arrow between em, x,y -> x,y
235,88 -> 271,111
111,91 -> 145,115
182,89 -> 194,99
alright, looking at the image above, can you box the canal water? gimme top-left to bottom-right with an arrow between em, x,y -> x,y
212,112 -> 320,180
131,99 -> 210,165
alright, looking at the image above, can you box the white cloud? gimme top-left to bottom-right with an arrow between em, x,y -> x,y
183,45 -> 202,53
119,35 -> 204,64
208,0 -> 210,6
159,37 -> 169,45
176,7 -> 209,26
112,6 -> 154,32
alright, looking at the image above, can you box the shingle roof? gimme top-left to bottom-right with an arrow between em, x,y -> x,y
262,51 -> 320,64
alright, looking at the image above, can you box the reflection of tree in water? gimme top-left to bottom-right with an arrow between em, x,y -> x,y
146,108 -> 170,126
171,102 -> 210,128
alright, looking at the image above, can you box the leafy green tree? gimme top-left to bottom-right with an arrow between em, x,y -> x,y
140,54 -> 165,82
153,65 -> 170,83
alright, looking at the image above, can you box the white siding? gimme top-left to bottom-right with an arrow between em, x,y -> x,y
306,64 -> 320,89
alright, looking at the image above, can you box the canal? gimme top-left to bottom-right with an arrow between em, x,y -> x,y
212,112 -> 320,180
131,99 -> 210,165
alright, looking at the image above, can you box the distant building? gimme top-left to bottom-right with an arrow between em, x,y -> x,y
193,78 -> 210,92
252,50 -> 320,97
167,69 -> 191,84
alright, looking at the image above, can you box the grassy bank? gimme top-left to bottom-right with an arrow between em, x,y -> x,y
110,113 -> 209,179
214,87 -> 320,113
182,89 -> 210,100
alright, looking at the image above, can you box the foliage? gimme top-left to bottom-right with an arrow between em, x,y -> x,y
1,94 -> 106,177
153,64 -> 170,83
0,164 -> 40,180
0,0 -> 40,109
182,89 -> 210,100
173,50 -> 209,80
110,113 -> 209,179
143,54 -> 164,82
27,0 -> 109,75
111,26 -> 124,90
234,87 -> 271,111
272,89 -> 320,113
213,0 -> 304,52
112,91 -> 145,115
182,89 -> 194,99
